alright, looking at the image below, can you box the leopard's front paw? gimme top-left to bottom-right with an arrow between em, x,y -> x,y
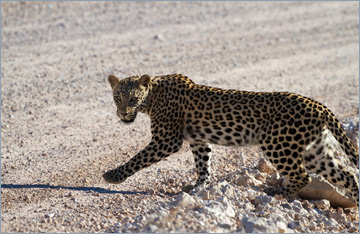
103,170 -> 126,184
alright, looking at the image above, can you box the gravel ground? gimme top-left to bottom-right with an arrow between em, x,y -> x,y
1,1 -> 359,233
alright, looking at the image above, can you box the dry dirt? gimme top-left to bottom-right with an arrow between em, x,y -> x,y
1,1 -> 359,233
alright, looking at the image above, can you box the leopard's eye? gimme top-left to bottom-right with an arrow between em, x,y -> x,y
114,96 -> 121,102
129,97 -> 138,105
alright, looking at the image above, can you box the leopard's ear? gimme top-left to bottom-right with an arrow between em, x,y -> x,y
137,74 -> 151,86
108,75 -> 119,90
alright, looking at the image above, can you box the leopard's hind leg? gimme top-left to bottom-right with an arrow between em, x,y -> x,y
260,130 -> 311,197
261,143 -> 311,197
262,144 -> 311,196
302,127 -> 359,207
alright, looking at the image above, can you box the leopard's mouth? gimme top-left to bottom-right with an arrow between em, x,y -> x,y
120,113 -> 137,123
121,118 -> 135,123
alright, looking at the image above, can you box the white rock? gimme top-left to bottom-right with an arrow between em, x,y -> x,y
241,217 -> 279,233
219,180 -> 235,197
195,188 -> 210,200
257,158 -> 276,174
269,212 -> 289,224
217,197 -> 236,218
328,211 -> 347,224
236,174 -> 262,187
313,199 -> 331,209
173,192 -> 196,208
196,197 -> 236,231
267,172 -> 282,185
253,195 -> 275,206
289,220 -> 305,232
208,184 -> 223,197
291,200 -> 306,213
307,221 -> 317,231
44,213 -> 54,218
276,221 -> 288,233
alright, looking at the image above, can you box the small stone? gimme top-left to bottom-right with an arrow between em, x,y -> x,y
24,195 -> 31,202
329,211 -> 347,224
148,189 -> 156,194
267,172 -> 282,185
302,200 -> 313,210
280,203 -> 291,209
208,184 -> 223,197
196,189 -> 210,200
44,213 -> 54,219
236,174 -> 261,186
241,217 -> 279,233
253,195 -> 274,206
11,106 -> 17,112
308,221 -> 317,231
173,192 -> 196,208
291,200 -> 304,212
257,158 -> 276,174
219,181 -> 235,197
348,226 -> 359,233
313,199 -> 331,209
254,172 -> 267,181
288,220 -> 303,231
153,34 -> 164,41
276,221 -> 287,233
217,197 -> 235,217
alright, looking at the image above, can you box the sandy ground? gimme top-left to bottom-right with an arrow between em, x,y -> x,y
1,1 -> 359,233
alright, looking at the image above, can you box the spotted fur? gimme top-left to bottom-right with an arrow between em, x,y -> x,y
104,74 -> 359,206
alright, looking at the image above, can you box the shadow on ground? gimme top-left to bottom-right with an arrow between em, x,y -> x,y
1,183 -> 148,195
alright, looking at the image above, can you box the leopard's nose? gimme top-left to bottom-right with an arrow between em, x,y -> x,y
117,112 -> 127,118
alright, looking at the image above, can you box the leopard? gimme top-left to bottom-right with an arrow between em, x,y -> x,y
103,73 -> 359,207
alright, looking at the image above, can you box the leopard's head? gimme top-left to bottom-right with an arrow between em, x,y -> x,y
108,74 -> 151,123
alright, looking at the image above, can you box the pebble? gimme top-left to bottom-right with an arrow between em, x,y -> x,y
11,105 -> 17,112
289,220 -> 303,231
253,195 -> 274,206
241,217 -> 278,233
208,184 -> 223,197
329,211 -> 347,224
257,158 -> 275,174
153,34 -> 164,41
235,174 -> 261,187
313,199 -> 331,209
276,221 -> 287,233
24,195 -> 31,202
266,172 -> 282,185
219,181 -> 235,197
173,192 -> 196,208
44,213 -> 54,219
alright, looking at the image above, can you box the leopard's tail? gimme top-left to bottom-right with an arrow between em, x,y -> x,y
323,109 -> 359,167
